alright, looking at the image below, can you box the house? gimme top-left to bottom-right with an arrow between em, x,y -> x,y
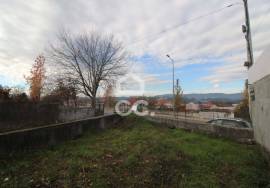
199,102 -> 214,111
210,105 -> 236,113
186,102 -> 200,112
164,101 -> 173,109
248,45 -> 270,153
156,98 -> 173,110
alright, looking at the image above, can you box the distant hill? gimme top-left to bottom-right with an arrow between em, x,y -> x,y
116,93 -> 243,103
155,93 -> 243,103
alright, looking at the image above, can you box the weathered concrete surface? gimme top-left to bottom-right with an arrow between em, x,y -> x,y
59,107 -> 95,122
153,111 -> 234,121
248,45 -> 270,84
0,114 -> 122,154
250,74 -> 270,153
146,116 -> 254,144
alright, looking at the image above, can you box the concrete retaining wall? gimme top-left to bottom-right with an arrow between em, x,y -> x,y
59,107 -> 95,122
0,114 -> 121,154
153,111 -> 234,121
250,74 -> 270,153
146,116 -> 254,144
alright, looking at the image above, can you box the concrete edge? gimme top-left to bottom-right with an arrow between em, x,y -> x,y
0,113 -> 116,136
146,116 -> 255,144
0,113 -> 122,154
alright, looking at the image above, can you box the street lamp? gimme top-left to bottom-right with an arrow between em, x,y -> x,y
166,54 -> 175,116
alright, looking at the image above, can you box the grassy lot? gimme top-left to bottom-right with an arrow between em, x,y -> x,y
1,116 -> 270,188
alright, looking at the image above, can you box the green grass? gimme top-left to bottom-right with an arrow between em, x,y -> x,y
1,116 -> 270,187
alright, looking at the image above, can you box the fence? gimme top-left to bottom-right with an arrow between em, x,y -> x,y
0,102 -> 104,133
0,102 -> 59,122
59,107 -> 95,122
152,110 -> 234,122
0,102 -> 60,132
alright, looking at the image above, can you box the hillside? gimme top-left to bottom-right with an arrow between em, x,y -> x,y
155,93 -> 243,103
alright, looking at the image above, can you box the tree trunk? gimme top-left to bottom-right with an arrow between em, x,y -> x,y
91,97 -> 97,116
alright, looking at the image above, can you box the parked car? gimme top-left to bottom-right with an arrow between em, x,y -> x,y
207,118 -> 252,129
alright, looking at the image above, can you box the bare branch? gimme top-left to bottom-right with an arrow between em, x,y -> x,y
48,30 -> 127,109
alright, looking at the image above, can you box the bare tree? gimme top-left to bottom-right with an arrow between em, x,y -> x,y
48,30 -> 127,111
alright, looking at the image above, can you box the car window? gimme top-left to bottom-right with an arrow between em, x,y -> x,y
211,120 -> 222,125
237,122 -> 248,128
222,120 -> 238,127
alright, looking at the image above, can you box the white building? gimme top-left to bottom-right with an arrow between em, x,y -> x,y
248,45 -> 270,153
186,102 -> 200,111
210,105 -> 236,112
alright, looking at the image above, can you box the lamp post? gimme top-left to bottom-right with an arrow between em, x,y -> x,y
166,54 -> 175,116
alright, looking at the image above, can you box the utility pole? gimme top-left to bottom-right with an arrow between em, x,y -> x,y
166,54 -> 175,117
242,0 -> 254,122
243,0 -> 254,68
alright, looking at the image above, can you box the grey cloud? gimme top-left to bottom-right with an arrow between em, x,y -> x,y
0,0 -> 269,92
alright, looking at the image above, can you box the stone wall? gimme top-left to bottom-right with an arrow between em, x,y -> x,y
0,114 -> 121,154
146,116 -> 254,144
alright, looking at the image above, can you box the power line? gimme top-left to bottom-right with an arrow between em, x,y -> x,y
126,2 -> 246,71
126,3 -> 240,47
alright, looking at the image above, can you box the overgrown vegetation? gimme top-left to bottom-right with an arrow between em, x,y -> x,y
174,79 -> 184,112
25,55 -> 46,102
234,80 -> 251,122
1,117 -> 269,187
0,84 -> 60,132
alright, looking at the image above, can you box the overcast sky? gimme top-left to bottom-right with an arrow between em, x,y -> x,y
0,0 -> 269,95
